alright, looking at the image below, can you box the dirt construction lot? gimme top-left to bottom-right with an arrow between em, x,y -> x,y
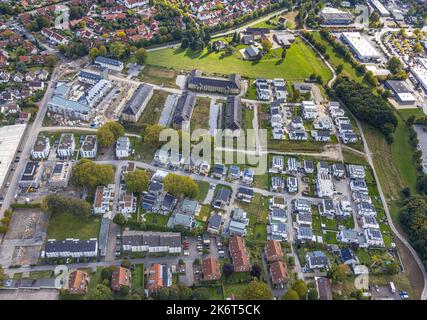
4,209 -> 49,241
0,209 -> 48,267
0,289 -> 58,300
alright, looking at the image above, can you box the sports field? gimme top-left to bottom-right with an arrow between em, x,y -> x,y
146,38 -> 332,82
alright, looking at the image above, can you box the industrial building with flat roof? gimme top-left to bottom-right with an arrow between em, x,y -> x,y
341,32 -> 381,62
411,58 -> 427,93
0,124 -> 27,190
320,7 -> 354,25
385,80 -> 416,104
369,0 -> 390,17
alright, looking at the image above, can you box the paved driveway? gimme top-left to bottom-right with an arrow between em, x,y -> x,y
209,99 -> 221,136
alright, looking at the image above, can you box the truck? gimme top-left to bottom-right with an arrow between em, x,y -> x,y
389,281 -> 396,294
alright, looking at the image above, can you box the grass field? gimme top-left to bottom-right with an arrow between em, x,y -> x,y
398,108 -> 425,121
342,148 -> 368,166
47,212 -> 101,240
138,90 -> 169,127
243,107 -> 254,130
268,137 -> 327,152
362,115 -> 418,224
139,65 -> 179,88
190,97 -> 211,132
311,32 -> 364,83
146,37 -> 332,82
131,264 -> 145,289
144,213 -> 170,226
196,180 -> 210,202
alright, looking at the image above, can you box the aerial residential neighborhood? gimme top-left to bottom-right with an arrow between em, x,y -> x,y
0,0 -> 426,305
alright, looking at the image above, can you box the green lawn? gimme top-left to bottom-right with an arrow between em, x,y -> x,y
144,213 -> 170,226
131,264 -> 145,289
243,107 -> 254,130
47,212 -> 101,240
311,32 -> 364,82
342,149 -> 368,166
138,90 -> 169,127
196,205 -> 211,223
253,172 -> 269,190
139,65 -> 179,88
363,116 -> 417,204
222,283 -> 248,299
190,97 -> 211,132
196,180 -> 210,202
398,108 -> 425,121
146,37 -> 332,82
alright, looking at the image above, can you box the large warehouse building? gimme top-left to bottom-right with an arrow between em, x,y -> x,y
341,32 -> 381,62
369,0 -> 390,17
0,124 -> 27,190
411,58 -> 427,93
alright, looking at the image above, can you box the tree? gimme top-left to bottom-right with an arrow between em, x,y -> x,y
250,264 -> 262,279
307,289 -> 319,300
163,174 -> 199,198
88,48 -> 99,61
283,289 -> 300,300
124,169 -> 149,194
97,121 -> 125,148
334,78 -> 397,136
292,279 -> 308,299
401,187 -> 411,199
15,62 -> 27,73
117,285 -> 130,297
181,38 -> 189,49
223,263 -> 234,278
99,45 -> 107,57
101,266 -> 114,282
387,57 -> 403,74
44,194 -> 92,218
328,264 -> 348,283
109,41 -> 126,59
86,284 -> 113,300
336,64 -> 344,74
97,127 -> 115,148
135,48 -> 147,65
72,159 -> 114,188
141,124 -> 165,147
113,213 -> 127,226
241,280 -> 273,300
45,55 -> 58,67
192,287 -> 210,300
281,48 -> 287,59
0,265 -> 4,287
261,39 -> 272,52
386,262 -> 400,275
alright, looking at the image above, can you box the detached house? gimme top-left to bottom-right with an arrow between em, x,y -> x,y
202,257 -> 221,281
306,251 -> 329,270
111,267 -> 131,292
68,270 -> 90,295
